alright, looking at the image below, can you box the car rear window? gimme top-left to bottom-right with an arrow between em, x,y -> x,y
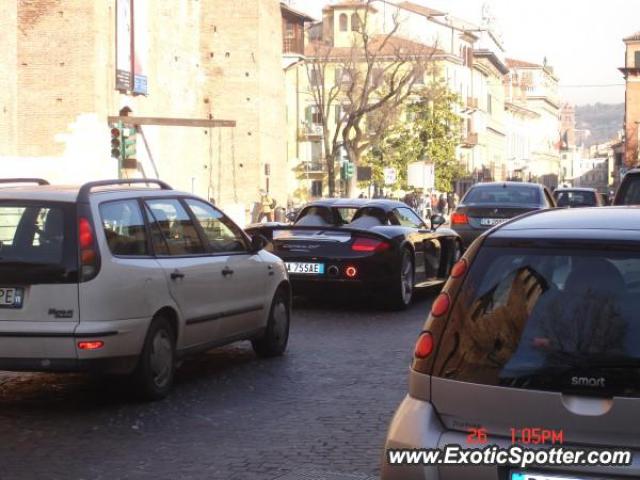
464,186 -> 540,206
555,191 -> 597,207
616,175 -> 640,205
434,246 -> 640,397
0,202 -> 76,283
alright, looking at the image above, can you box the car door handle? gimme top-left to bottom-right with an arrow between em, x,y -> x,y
222,267 -> 234,277
170,270 -> 185,280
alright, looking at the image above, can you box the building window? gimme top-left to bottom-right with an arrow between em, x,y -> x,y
311,180 -> 323,197
339,13 -> 348,32
305,106 -> 323,126
487,93 -> 493,114
635,51 -> 640,68
335,68 -> 353,86
311,142 -> 323,161
309,68 -> 320,86
351,13 -> 361,32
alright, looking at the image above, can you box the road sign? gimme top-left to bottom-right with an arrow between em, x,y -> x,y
383,168 -> 397,185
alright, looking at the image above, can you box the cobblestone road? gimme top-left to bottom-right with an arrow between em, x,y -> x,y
0,292 -> 435,480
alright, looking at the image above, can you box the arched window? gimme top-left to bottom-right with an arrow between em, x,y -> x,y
351,13 -> 361,32
339,13 -> 348,32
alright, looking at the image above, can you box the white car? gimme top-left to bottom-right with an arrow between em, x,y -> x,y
0,178 -> 290,399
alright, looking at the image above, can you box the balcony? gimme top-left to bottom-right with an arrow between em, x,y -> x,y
461,132 -> 479,148
298,124 -> 324,140
301,161 -> 324,173
283,37 -> 305,56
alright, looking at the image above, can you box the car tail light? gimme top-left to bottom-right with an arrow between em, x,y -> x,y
414,332 -> 434,359
79,217 -> 99,281
352,237 -> 391,253
345,265 -> 358,278
451,258 -> 468,279
78,340 -> 104,350
431,293 -> 450,318
451,212 -> 469,225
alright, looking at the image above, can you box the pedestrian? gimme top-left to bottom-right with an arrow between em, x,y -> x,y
437,194 -> 447,215
424,192 -> 432,219
258,189 -> 276,223
447,192 -> 455,215
416,191 -> 426,220
453,192 -> 459,211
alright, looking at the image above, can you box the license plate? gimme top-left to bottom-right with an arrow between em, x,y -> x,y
480,218 -> 508,227
511,472 -> 585,480
0,287 -> 24,308
285,262 -> 325,275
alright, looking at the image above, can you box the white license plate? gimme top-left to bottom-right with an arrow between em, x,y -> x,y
285,262 -> 325,275
0,287 -> 23,308
512,473 -> 586,480
480,218 -> 508,227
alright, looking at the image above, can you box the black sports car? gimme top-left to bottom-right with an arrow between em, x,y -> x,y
246,199 -> 463,309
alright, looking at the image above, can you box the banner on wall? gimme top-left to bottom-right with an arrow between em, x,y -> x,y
115,0 -> 132,91
133,0 -> 149,95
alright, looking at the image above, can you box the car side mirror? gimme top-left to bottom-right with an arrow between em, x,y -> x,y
430,214 -> 446,230
250,234 -> 268,253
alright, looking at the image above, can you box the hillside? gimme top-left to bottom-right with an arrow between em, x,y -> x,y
575,103 -> 624,146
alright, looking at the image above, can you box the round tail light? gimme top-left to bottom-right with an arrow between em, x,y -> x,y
414,332 -> 434,359
431,293 -> 451,318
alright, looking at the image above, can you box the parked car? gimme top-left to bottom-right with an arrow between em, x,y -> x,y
553,187 -> 604,208
382,206 -> 640,480
246,198 -> 462,310
450,182 -> 556,248
0,178 -> 290,400
614,168 -> 640,205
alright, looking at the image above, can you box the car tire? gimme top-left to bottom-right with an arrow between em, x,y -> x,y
252,289 -> 290,358
131,315 -> 176,401
388,248 -> 414,311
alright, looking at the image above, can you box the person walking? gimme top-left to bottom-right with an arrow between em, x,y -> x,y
437,194 -> 447,215
447,192 -> 455,215
258,189 -> 276,223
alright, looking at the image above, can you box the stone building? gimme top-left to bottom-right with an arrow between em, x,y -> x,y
504,58 -> 561,188
0,0 -> 286,225
621,31 -> 640,168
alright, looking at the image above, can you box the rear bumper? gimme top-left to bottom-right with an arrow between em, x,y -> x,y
382,396 -> 640,480
0,355 -> 138,374
0,317 -> 149,375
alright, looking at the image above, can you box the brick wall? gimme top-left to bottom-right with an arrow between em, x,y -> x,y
0,0 -> 287,224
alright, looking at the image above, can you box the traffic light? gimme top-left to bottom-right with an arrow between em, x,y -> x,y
110,126 -> 122,159
346,162 -> 355,180
122,127 -> 137,168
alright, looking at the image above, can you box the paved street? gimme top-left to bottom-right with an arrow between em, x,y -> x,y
0,292 -> 435,480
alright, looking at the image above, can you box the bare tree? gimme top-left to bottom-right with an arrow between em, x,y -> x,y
304,0 -> 437,197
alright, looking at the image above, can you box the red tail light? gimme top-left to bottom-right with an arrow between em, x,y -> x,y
79,218 -> 94,249
451,212 -> 469,225
352,237 -> 391,253
78,217 -> 98,281
78,340 -> 104,350
451,258 -> 468,279
345,265 -> 358,278
431,293 -> 451,318
414,332 -> 434,359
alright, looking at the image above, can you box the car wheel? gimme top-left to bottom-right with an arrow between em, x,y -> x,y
131,315 -> 176,401
388,248 -> 414,310
252,289 -> 290,358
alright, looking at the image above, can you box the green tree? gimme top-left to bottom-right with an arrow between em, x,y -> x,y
364,80 -> 465,192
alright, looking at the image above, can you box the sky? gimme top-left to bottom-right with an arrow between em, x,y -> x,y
291,0 -> 640,106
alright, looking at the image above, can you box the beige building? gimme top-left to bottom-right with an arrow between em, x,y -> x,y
0,0 -> 287,225
505,58 -> 561,188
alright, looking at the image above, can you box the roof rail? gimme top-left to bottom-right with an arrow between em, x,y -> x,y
0,178 -> 50,186
77,179 -> 172,203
